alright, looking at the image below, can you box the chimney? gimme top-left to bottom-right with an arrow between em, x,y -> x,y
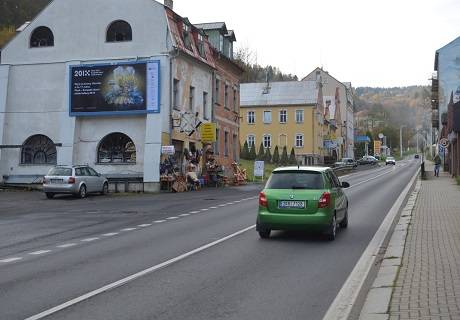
164,0 -> 173,9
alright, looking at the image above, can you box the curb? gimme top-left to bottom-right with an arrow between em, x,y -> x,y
358,178 -> 422,320
322,167 -> 420,320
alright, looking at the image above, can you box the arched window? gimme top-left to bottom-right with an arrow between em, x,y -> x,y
98,133 -> 136,164
30,26 -> 54,47
106,20 -> 132,42
21,135 -> 57,165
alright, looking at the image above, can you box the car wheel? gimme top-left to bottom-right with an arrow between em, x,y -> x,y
326,214 -> 337,241
339,209 -> 348,229
45,193 -> 54,199
258,229 -> 271,239
101,182 -> 108,195
78,185 -> 87,199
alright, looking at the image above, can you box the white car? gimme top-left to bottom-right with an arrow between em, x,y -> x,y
385,157 -> 396,165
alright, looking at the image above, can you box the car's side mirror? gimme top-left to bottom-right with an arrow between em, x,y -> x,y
341,182 -> 350,188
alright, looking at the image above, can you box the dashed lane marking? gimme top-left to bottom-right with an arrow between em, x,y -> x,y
154,220 -> 166,223
189,211 -> 200,214
81,238 -> 99,242
102,233 -> 119,237
209,206 -> 218,209
138,224 -> 152,228
0,257 -> 23,263
200,208 -> 209,211
29,250 -> 52,255
166,217 -> 179,220
121,228 -> 137,232
179,214 -> 190,217
57,243 -> 78,248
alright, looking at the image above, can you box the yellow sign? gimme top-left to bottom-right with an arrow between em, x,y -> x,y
200,123 -> 216,142
374,140 -> 382,155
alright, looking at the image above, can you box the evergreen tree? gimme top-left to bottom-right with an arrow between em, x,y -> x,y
265,147 -> 272,163
272,146 -> 280,164
280,146 -> 288,165
289,147 -> 297,165
241,141 -> 249,159
256,142 -> 265,161
249,144 -> 257,160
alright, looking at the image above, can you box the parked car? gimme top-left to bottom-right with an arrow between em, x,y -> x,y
256,166 -> 350,241
342,157 -> 358,168
333,161 -> 346,168
386,156 -> 396,165
43,165 -> 108,199
414,154 -> 420,159
357,155 -> 379,165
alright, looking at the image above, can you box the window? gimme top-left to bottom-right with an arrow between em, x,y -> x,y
21,134 -> 57,165
183,23 -> 192,49
263,111 -> 272,124
215,79 -> 220,105
189,86 -> 195,111
263,135 -> 272,148
295,134 -> 304,148
247,111 -> 255,124
203,92 -> 209,120
279,110 -> 287,123
247,135 -> 255,149
219,34 -> 224,52
224,131 -> 229,156
265,171 -> 324,189
197,33 -> 205,57
173,79 -> 180,110
296,110 -> 304,123
106,20 -> 132,42
233,88 -> 237,112
30,26 -> 54,47
98,133 -> 136,164
215,129 -> 220,155
233,134 -> 238,161
224,84 -> 229,109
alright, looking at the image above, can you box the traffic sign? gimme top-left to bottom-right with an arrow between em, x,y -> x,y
439,138 -> 449,147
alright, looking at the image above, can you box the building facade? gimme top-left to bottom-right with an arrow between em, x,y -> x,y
240,81 -> 324,165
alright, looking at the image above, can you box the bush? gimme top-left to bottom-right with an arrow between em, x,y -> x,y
248,144 -> 256,160
241,141 -> 250,159
256,142 -> 265,161
272,146 -> 280,164
289,147 -> 297,165
265,147 -> 272,163
280,146 -> 288,165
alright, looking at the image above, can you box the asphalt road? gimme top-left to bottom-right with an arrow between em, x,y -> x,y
0,160 -> 420,320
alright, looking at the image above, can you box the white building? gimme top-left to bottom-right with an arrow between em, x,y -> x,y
0,0 -> 219,191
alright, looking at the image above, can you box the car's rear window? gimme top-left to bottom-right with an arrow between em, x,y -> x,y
47,167 -> 72,176
265,171 -> 324,189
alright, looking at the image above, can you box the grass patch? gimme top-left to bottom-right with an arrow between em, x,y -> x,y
238,159 -> 279,182
456,176 -> 460,186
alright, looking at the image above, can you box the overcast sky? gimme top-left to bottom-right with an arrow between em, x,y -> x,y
173,0 -> 460,88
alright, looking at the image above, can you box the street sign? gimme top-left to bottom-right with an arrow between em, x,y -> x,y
200,123 -> 216,142
439,145 -> 445,153
254,161 -> 265,178
439,138 -> 449,147
161,145 -> 175,155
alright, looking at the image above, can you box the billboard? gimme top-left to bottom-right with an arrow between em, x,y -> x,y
69,61 -> 160,116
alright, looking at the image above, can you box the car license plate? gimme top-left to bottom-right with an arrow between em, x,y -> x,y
50,179 -> 63,184
278,200 -> 306,209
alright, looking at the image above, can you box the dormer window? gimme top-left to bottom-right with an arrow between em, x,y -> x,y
30,26 -> 54,48
106,20 -> 132,42
197,33 -> 205,58
182,23 -> 192,50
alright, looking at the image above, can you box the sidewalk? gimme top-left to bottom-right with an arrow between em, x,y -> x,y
359,162 -> 460,320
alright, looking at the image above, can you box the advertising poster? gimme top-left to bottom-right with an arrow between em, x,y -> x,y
70,61 -> 160,116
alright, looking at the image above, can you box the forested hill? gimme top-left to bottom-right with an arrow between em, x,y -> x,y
0,0 -> 51,27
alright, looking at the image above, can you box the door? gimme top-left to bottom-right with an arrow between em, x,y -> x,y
326,171 -> 346,220
88,167 -> 103,192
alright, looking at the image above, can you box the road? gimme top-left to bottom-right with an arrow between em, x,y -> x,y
0,160 -> 420,320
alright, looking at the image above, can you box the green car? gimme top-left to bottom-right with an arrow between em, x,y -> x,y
256,166 -> 350,241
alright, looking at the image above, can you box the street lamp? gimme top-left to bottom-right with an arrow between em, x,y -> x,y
400,125 -> 406,159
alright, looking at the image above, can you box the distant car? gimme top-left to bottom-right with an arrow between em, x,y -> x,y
257,166 -> 350,241
342,157 -> 358,168
414,154 -> 420,159
43,165 -> 108,199
386,157 -> 396,165
333,161 -> 346,168
358,156 -> 379,165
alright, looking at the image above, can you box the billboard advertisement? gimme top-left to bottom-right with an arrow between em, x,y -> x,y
69,61 -> 160,116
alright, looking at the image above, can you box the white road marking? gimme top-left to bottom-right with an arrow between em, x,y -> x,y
102,233 -> 119,237
234,200 -> 241,203
166,217 -> 179,220
138,224 -> 152,227
348,170 -> 396,189
81,237 -> 99,242
322,167 -> 420,320
200,208 -> 209,211
28,250 -> 52,255
154,220 -> 166,223
179,214 -> 190,217
189,211 -> 200,214
219,204 -> 227,207
209,206 -> 218,209
24,225 -> 255,320
57,243 -> 78,248
0,257 -> 23,263
225,202 -> 233,205
121,228 -> 136,232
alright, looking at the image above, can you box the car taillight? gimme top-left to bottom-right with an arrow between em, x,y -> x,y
318,192 -> 331,208
68,177 -> 76,184
259,192 -> 268,208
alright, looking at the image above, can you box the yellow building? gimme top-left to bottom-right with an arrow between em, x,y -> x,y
240,81 -> 326,165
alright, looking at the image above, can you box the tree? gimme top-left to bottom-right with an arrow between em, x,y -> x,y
272,146 -> 280,164
265,147 -> 272,163
249,144 -> 256,160
280,146 -> 288,165
241,141 -> 249,160
256,142 -> 265,161
289,148 -> 297,165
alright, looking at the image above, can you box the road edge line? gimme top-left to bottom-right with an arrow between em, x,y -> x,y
24,225 -> 256,320
322,167 -> 420,320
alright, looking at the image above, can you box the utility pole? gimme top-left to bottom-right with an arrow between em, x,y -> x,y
400,125 -> 406,159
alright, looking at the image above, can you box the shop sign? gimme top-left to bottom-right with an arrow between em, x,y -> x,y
161,145 -> 175,155
324,140 -> 337,149
69,61 -> 160,116
200,123 -> 216,142
374,140 -> 382,155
